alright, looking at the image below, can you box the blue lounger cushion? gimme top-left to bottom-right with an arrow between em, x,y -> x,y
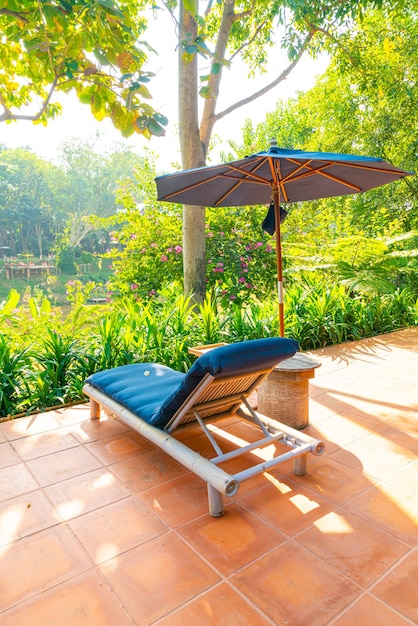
86,337 -> 299,429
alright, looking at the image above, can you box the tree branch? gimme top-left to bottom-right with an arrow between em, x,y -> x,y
213,30 -> 316,124
0,8 -> 30,22
0,75 -> 60,123
307,22 -> 359,67
228,17 -> 269,64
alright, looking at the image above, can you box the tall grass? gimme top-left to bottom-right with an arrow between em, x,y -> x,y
0,281 -> 416,417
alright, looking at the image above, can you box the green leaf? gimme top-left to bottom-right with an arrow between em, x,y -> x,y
147,118 -> 166,137
96,0 -> 124,18
78,87 -> 94,104
183,0 -> 197,14
120,72 -> 134,82
199,86 -> 211,99
93,48 -> 110,66
165,0 -> 178,14
211,62 -> 220,75
91,92 -> 103,113
138,85 -> 152,99
153,112 -> 168,126
134,116 -> 148,130
183,44 -> 197,55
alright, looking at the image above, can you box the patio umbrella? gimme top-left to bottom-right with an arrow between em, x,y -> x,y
155,139 -> 413,336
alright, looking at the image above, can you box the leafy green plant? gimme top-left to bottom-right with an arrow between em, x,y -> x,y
0,336 -> 32,416
28,329 -> 85,410
0,272 -> 416,418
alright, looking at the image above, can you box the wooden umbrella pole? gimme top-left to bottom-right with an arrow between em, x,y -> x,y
273,187 -> 285,337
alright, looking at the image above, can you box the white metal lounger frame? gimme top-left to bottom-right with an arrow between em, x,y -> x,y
83,368 -> 324,517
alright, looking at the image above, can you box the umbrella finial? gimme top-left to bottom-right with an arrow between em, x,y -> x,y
270,138 -> 277,147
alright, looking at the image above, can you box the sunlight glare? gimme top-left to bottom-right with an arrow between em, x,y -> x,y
96,541 -> 119,562
93,472 -> 116,489
264,474 -> 292,493
152,498 -> 163,512
314,512 -> 354,534
289,493 -> 320,514
0,505 -> 25,546
57,499 -> 84,519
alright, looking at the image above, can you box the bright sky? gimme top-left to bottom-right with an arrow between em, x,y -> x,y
0,11 -> 328,172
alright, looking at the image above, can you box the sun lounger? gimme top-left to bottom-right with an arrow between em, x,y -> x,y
83,338 -> 325,516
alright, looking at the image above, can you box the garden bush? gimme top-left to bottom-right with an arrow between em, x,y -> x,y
0,280 -> 416,418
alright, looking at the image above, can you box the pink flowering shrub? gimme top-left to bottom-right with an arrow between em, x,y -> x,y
107,163 -> 278,301
108,202 -> 279,301
204,205 -> 277,304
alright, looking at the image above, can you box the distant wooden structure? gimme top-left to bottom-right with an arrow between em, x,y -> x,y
4,263 -> 57,281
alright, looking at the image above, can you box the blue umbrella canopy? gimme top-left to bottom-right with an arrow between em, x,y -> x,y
155,140 -> 413,336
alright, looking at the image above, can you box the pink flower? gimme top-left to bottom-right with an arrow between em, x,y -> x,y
141,248 -> 147,254
229,295 -> 237,300
175,245 -> 182,254
245,283 -> 253,289
266,244 -> 273,252
161,255 -> 168,262
148,289 -> 157,296
238,277 -> 245,284
150,243 -> 157,248
131,283 -> 138,290
220,231 -> 225,236
167,247 -> 173,253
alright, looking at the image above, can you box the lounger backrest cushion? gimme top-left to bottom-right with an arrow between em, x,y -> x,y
155,337 -> 298,427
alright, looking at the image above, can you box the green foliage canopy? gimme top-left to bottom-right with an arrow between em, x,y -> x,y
0,0 -> 168,137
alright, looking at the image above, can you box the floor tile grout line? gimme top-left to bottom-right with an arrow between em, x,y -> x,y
0,535 -> 95,616
327,589 -> 418,626
0,416 -> 64,442
164,523 -> 285,624
365,546 -> 418,595
149,577 -> 278,626
171,507 -> 288,578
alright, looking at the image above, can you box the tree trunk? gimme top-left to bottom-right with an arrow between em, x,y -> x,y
176,0 -> 313,303
178,1 -> 207,302
35,223 -> 43,258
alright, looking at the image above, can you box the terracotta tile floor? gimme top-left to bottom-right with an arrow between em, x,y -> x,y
0,328 -> 417,625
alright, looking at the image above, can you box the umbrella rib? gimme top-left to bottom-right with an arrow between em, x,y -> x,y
213,160 -> 273,206
271,160 -> 290,202
280,160 -> 365,192
226,161 -> 271,185
214,177 -> 268,206
286,166 -> 362,192
161,173 -> 225,200
284,158 -> 406,180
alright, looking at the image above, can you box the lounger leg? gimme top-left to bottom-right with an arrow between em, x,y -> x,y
293,454 -> 307,476
90,399 -> 101,420
207,484 -> 224,517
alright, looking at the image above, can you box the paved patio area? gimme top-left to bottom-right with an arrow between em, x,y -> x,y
0,327 -> 417,625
